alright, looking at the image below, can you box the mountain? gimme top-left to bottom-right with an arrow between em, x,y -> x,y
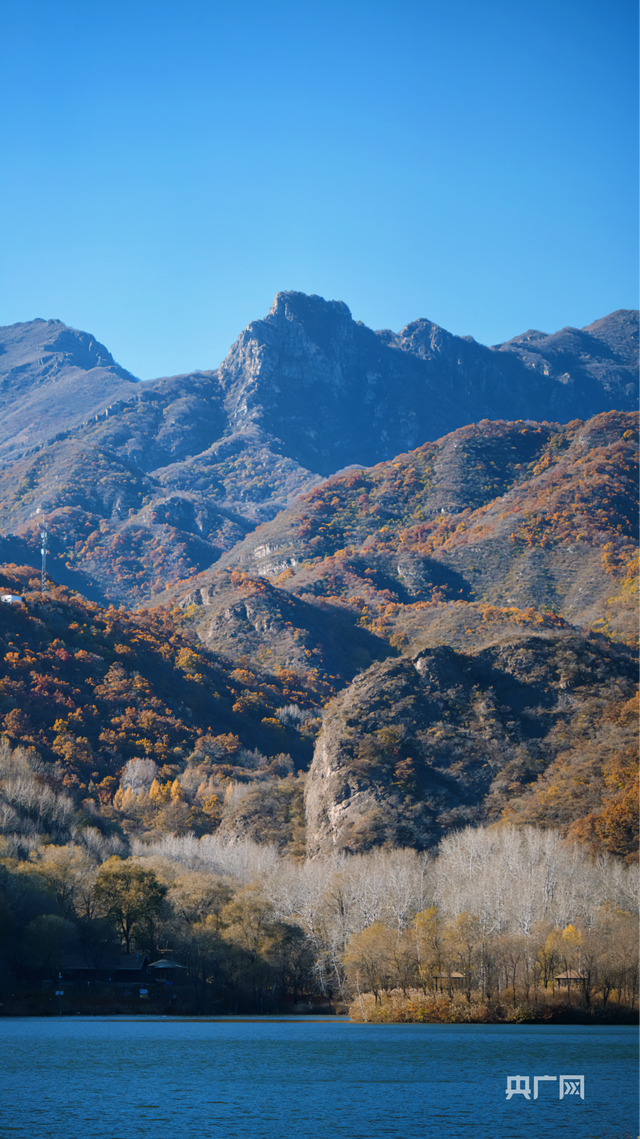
154,408 -> 638,859
0,298 -> 636,861
305,635 -> 637,856
0,318 -> 139,463
0,296 -> 636,606
175,409 -> 638,648
219,295 -> 638,475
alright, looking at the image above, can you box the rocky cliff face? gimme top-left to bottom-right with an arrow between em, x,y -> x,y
304,633 -> 637,856
218,293 -> 638,476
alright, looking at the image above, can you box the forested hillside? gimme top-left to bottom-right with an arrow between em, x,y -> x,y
204,410 -> 638,645
0,566 -> 323,857
0,572 -> 636,863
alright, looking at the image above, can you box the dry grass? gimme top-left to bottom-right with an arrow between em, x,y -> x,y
348,987 -> 638,1024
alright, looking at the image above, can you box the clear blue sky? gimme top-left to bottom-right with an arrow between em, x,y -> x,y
0,0 -> 637,379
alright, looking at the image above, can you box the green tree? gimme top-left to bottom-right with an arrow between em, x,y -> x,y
220,887 -> 278,1002
23,914 -> 75,973
93,857 -> 167,953
264,921 -> 313,1005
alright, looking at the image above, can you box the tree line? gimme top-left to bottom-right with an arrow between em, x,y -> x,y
1,819 -> 636,1019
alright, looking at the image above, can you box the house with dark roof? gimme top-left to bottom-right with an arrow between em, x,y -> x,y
61,953 -> 150,984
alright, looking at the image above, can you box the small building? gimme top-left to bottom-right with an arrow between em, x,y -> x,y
147,957 -> 187,984
114,954 -> 151,984
1,594 -> 23,605
61,953 -> 149,985
432,971 -> 465,992
554,970 -> 586,991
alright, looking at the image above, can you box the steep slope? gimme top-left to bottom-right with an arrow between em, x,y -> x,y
0,319 -> 139,462
176,569 -> 394,688
184,411 -> 637,648
305,635 -> 637,857
220,294 -> 638,475
157,410 -> 638,860
0,564 -> 329,858
0,296 -> 636,607
0,370 -> 319,605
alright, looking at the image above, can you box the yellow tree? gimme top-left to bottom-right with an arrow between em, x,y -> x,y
33,845 -> 96,920
343,922 -> 397,1005
413,906 -> 444,992
444,912 -> 482,1004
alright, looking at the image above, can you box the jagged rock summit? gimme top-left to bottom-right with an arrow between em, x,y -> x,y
218,292 -> 638,475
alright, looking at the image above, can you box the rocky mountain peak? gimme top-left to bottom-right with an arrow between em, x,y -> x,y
582,308 -> 639,364
216,292 -> 638,477
0,318 -> 138,386
0,319 -> 140,463
268,289 -> 352,327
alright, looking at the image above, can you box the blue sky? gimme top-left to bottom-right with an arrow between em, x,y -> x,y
0,0 -> 637,379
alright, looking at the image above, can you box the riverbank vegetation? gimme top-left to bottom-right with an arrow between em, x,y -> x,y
0,820 -> 636,1020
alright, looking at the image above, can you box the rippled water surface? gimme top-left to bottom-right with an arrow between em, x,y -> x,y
0,1018 -> 637,1138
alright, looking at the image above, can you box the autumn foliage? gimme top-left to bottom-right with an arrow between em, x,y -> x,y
0,566 -> 317,807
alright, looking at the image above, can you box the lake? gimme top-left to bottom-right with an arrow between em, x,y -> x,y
0,1018 -> 637,1138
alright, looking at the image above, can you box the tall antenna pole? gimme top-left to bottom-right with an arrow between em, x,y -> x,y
40,520 -> 48,593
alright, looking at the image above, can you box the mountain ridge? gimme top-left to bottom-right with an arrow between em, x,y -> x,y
0,318 -> 139,463
0,295 -> 636,607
